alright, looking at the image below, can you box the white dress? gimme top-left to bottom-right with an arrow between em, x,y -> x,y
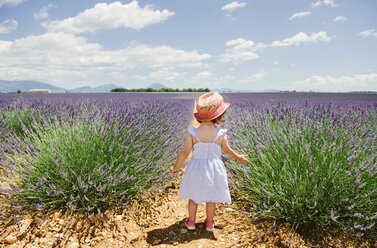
178,124 -> 231,204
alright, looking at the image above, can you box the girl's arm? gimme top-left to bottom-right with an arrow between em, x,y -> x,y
221,134 -> 249,164
170,134 -> 193,174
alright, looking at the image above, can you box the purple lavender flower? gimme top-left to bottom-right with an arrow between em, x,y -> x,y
9,183 -> 20,192
12,205 -> 21,211
262,187 -> 272,196
353,213 -> 364,219
59,168 -> 67,178
77,177 -> 84,188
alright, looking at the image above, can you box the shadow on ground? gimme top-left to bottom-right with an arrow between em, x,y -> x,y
146,218 -> 217,246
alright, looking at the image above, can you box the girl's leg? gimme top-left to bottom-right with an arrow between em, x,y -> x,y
188,199 -> 198,222
205,202 -> 216,223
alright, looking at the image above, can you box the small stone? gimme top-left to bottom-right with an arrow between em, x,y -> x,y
173,241 -> 178,246
128,233 -> 139,242
56,233 -> 69,239
116,215 -> 122,221
69,242 -> 79,248
97,232 -> 106,238
4,235 -> 17,244
180,229 -> 188,234
39,237 -> 48,244
19,219 -> 32,235
152,239 -> 161,245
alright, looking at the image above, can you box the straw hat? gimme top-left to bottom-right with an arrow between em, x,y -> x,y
194,92 -> 230,121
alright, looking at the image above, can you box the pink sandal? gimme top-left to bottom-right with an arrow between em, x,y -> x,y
185,218 -> 196,230
205,220 -> 215,231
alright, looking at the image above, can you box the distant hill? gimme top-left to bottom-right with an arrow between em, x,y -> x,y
0,80 -> 122,93
0,80 -> 66,92
70,84 -> 121,92
148,83 -> 167,90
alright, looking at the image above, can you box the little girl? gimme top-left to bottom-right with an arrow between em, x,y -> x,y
170,92 -> 249,231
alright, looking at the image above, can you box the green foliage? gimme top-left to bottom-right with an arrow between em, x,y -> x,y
227,103 -> 377,238
2,99 -> 190,217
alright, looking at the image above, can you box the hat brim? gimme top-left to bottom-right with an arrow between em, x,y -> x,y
194,102 -> 230,121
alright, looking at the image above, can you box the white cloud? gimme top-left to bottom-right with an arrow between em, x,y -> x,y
33,4 -> 55,20
251,72 -> 266,80
133,75 -> 148,81
293,73 -> 377,91
111,71 -> 126,80
195,71 -> 213,79
221,32 -> 331,64
358,29 -> 377,38
0,19 -> 18,34
270,31 -> 332,47
221,1 -> 247,11
43,1 -> 175,33
332,16 -> 347,22
220,38 -> 262,63
0,32 -> 210,87
219,50 -> 259,63
221,75 -> 234,80
149,68 -> 182,81
311,0 -> 337,7
0,0 -> 25,8
289,11 -> 311,21
238,72 -> 266,83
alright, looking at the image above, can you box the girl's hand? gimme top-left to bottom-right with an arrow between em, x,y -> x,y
170,166 -> 179,174
237,154 -> 249,165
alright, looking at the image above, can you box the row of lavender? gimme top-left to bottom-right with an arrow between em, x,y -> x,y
224,98 -> 377,238
0,94 -> 193,218
1,92 -> 376,239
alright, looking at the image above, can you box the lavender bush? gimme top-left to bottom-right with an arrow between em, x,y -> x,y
0,96 -> 191,217
226,101 -> 377,238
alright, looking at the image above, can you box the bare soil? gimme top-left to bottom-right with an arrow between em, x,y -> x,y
0,172 -> 376,248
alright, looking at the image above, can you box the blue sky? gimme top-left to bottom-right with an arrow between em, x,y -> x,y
0,0 -> 376,92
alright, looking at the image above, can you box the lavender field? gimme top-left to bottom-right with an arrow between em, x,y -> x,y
0,92 -> 376,240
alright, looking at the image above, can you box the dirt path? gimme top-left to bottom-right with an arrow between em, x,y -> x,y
1,172 -> 376,247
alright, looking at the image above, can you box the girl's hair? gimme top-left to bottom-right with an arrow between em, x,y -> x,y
197,111 -> 226,124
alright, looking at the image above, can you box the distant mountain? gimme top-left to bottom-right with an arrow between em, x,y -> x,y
0,80 -> 66,92
148,83 -> 167,90
70,84 -> 120,92
0,80 -> 122,93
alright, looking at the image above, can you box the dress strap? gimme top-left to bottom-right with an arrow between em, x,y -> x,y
188,124 -> 201,142
213,128 -> 227,142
